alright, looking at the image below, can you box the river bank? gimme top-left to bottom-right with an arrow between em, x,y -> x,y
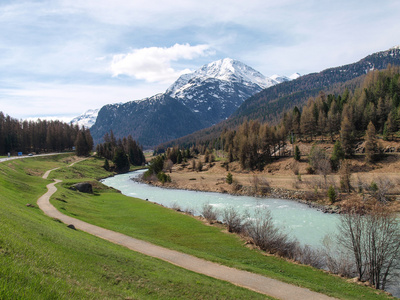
139,153 -> 400,213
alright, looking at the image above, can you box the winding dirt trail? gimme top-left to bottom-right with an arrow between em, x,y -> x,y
37,164 -> 337,300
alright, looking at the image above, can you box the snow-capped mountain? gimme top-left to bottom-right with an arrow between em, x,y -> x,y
90,58 -> 300,148
167,58 -> 276,97
165,58 -> 292,127
271,73 -> 301,83
70,109 -> 99,128
270,74 -> 290,83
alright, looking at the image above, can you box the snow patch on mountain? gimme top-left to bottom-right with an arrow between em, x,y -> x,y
270,74 -> 290,83
289,73 -> 301,80
167,58 -> 277,98
70,109 -> 99,128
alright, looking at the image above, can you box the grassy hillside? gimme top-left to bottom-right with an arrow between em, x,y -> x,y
48,157 -> 392,299
0,155 -> 271,299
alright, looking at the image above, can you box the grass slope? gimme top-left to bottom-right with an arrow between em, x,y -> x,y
0,156 -> 270,299
50,157 -> 393,300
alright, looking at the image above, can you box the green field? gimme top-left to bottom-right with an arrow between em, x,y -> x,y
0,155 -> 394,299
0,155 -> 271,299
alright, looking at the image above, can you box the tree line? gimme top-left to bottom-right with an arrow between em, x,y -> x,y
0,112 -> 92,155
96,131 -> 146,173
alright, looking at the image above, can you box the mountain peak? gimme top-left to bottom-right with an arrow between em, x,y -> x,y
70,108 -> 99,128
167,58 -> 276,96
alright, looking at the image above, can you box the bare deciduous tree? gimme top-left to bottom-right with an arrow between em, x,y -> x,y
337,202 -> 400,290
163,159 -> 174,173
245,208 -> 298,258
222,206 -> 249,233
200,202 -> 219,223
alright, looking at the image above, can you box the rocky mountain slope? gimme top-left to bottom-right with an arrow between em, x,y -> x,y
159,46 -> 400,149
90,58 -> 294,148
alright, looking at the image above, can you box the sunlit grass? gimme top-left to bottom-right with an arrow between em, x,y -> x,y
0,156 -> 270,299
50,157 -> 393,300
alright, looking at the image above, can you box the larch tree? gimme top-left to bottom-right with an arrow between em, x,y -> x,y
340,116 -> 354,157
365,121 -> 378,163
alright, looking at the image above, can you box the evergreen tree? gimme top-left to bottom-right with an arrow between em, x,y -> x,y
103,159 -> 110,171
294,145 -> 301,161
75,130 -> 92,156
177,150 -> 183,164
331,140 -> 345,171
365,121 -> 378,163
327,185 -> 336,204
385,110 -> 398,140
226,172 -> 233,184
112,147 -> 130,173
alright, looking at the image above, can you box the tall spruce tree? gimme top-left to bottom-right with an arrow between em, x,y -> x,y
331,140 -> 345,171
113,147 -> 130,173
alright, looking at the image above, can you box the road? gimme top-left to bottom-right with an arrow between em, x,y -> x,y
0,152 -> 72,163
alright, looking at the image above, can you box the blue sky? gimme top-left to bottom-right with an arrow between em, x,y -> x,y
1,0 -> 400,121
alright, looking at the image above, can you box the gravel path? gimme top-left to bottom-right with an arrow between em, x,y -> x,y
37,166 -> 337,300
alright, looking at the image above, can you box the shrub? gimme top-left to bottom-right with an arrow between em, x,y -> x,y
294,145 -> 301,161
196,161 -> 203,172
157,172 -> 171,184
201,203 -> 218,223
306,166 -> 315,174
222,207 -> 248,233
327,185 -> 336,204
245,208 -> 298,258
226,172 -> 233,184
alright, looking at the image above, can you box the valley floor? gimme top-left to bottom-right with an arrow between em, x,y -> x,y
149,144 -> 400,212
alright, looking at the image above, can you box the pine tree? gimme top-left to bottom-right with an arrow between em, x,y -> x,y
294,145 -> 301,161
365,121 -> 378,163
75,130 -> 92,156
226,172 -> 233,184
327,185 -> 336,204
386,110 -> 398,140
112,147 -> 130,173
103,159 -> 110,171
331,140 -> 345,171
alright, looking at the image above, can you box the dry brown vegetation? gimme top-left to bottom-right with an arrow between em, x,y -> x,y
149,140 -> 400,212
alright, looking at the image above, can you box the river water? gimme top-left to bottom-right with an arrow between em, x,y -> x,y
101,169 -> 399,297
101,169 -> 339,247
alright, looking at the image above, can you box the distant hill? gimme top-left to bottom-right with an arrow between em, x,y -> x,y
90,58 -> 297,148
159,46 -> 400,149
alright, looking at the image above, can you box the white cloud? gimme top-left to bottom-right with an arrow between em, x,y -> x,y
110,44 -> 212,83
0,81 -> 169,120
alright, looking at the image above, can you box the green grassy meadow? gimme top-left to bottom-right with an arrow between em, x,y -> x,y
50,157 -> 393,300
0,155 -> 394,299
0,155 -> 271,299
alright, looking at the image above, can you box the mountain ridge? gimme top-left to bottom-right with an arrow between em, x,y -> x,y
90,58 -> 294,147
158,46 -> 400,149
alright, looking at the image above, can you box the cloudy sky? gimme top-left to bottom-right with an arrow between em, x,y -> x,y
1,0 -> 399,121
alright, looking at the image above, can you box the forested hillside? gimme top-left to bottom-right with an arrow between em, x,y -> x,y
157,66 -> 400,173
159,47 -> 400,149
218,66 -> 400,170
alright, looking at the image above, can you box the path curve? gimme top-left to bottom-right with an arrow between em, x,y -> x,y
38,167 -> 337,300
